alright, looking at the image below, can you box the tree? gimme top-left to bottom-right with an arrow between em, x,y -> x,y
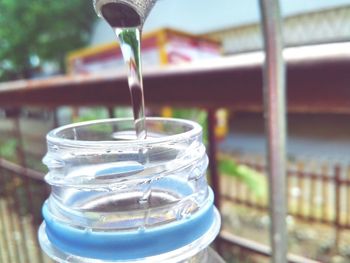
0,0 -> 97,81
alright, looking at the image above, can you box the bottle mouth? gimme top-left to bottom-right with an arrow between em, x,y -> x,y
47,117 -> 202,150
44,118 -> 206,189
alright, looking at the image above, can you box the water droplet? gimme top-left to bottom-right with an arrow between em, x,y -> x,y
139,187 -> 152,205
95,161 -> 144,179
73,128 -> 78,140
99,187 -> 111,192
141,178 -> 152,185
180,204 -> 193,219
65,255 -> 74,261
139,199 -> 147,205
138,148 -> 149,164
139,197 -> 148,205
47,159 -> 64,169
52,145 -> 59,151
138,226 -> 146,233
84,228 -> 92,235
188,167 -> 202,181
175,209 -> 183,220
108,185 -> 119,191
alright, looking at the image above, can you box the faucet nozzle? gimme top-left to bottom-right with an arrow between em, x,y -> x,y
94,0 -> 156,27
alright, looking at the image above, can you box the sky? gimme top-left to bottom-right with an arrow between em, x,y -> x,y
144,0 -> 350,33
91,0 -> 350,45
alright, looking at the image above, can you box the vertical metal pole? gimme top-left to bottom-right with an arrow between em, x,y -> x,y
259,1 -> 287,263
52,107 -> 59,128
207,108 -> 221,210
207,108 -> 222,254
107,106 -> 115,119
12,111 -> 31,263
334,165 -> 341,253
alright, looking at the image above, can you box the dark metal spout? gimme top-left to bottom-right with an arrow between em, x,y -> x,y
101,2 -> 141,27
94,0 -> 156,27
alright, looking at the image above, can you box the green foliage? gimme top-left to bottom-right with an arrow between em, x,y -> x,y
219,156 -> 267,198
118,28 -> 141,69
0,138 -> 18,161
0,0 -> 96,81
114,107 -> 133,118
169,108 -> 266,197
171,108 -> 208,145
73,107 -> 113,133
170,108 -> 265,197
73,107 -> 109,123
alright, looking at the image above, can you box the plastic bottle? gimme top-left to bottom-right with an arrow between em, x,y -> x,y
38,117 -> 224,262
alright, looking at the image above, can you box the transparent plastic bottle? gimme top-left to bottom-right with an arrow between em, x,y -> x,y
38,118 -> 223,262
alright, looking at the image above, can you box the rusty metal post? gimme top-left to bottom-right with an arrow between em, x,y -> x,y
334,165 -> 341,253
11,111 -> 32,263
207,109 -> 220,210
207,108 -> 222,254
52,107 -> 59,128
107,106 -> 115,119
259,0 -> 287,263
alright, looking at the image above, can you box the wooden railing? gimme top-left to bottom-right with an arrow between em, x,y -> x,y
1,43 -> 350,112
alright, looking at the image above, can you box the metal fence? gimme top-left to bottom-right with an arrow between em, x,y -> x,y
221,157 -> 350,241
0,159 -> 50,263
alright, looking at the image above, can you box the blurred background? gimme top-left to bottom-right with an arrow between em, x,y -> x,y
1,0 -> 350,262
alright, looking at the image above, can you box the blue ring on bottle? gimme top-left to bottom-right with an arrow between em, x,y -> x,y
43,188 -> 215,261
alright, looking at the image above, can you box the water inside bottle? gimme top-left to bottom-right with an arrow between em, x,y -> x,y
49,160 -> 206,231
